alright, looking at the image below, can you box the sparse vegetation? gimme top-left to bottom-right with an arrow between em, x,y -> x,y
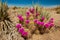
0,1 -> 14,34
16,6 -> 54,40
0,1 -> 60,40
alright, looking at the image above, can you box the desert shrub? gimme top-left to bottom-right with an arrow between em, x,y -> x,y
0,2 -> 14,32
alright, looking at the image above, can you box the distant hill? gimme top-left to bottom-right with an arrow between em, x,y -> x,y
45,6 -> 60,14
53,6 -> 60,14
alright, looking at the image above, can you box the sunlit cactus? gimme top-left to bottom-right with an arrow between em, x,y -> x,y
0,1 -> 8,21
16,5 -> 54,40
0,1 -> 14,32
40,10 -> 50,21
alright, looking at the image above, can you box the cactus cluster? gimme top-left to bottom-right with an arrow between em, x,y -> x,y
16,6 -> 54,40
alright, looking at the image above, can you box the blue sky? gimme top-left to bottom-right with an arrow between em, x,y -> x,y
2,0 -> 60,7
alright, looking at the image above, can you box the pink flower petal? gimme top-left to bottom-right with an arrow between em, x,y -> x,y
50,23 -> 54,27
49,20 -> 54,23
26,11 -> 30,16
17,15 -> 24,21
41,22 -> 44,26
34,19 -> 38,23
36,13 -> 39,17
37,21 -> 44,26
41,16 -> 45,21
29,7 -> 34,13
18,28 -> 24,34
17,15 -> 22,18
44,23 -> 50,28
25,20 -> 30,24
16,24 -> 22,29
50,18 -> 54,20
22,31 -> 28,37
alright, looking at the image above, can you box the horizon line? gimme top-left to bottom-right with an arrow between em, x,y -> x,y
8,4 -> 60,8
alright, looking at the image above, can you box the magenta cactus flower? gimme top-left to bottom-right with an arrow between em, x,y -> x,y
17,15 -> 24,21
49,20 -> 54,23
26,11 -> 30,16
18,27 -> 28,37
41,16 -> 45,21
37,21 -> 44,26
25,20 -> 30,24
49,18 -> 54,23
50,23 -> 54,27
26,11 -> 30,19
22,31 -> 28,37
40,22 -> 44,26
20,17 -> 24,21
34,19 -> 38,23
37,21 -> 41,25
49,23 -> 54,29
36,13 -> 39,17
16,23 -> 22,29
18,27 -> 24,34
17,15 -> 22,18
50,18 -> 54,20
46,21 -> 54,29
29,7 -> 34,13
44,23 -> 50,28
48,22 -> 51,24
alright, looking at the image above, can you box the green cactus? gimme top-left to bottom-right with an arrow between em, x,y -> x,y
40,10 -> 50,21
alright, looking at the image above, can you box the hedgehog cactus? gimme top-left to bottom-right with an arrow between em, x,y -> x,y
16,6 -> 54,40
